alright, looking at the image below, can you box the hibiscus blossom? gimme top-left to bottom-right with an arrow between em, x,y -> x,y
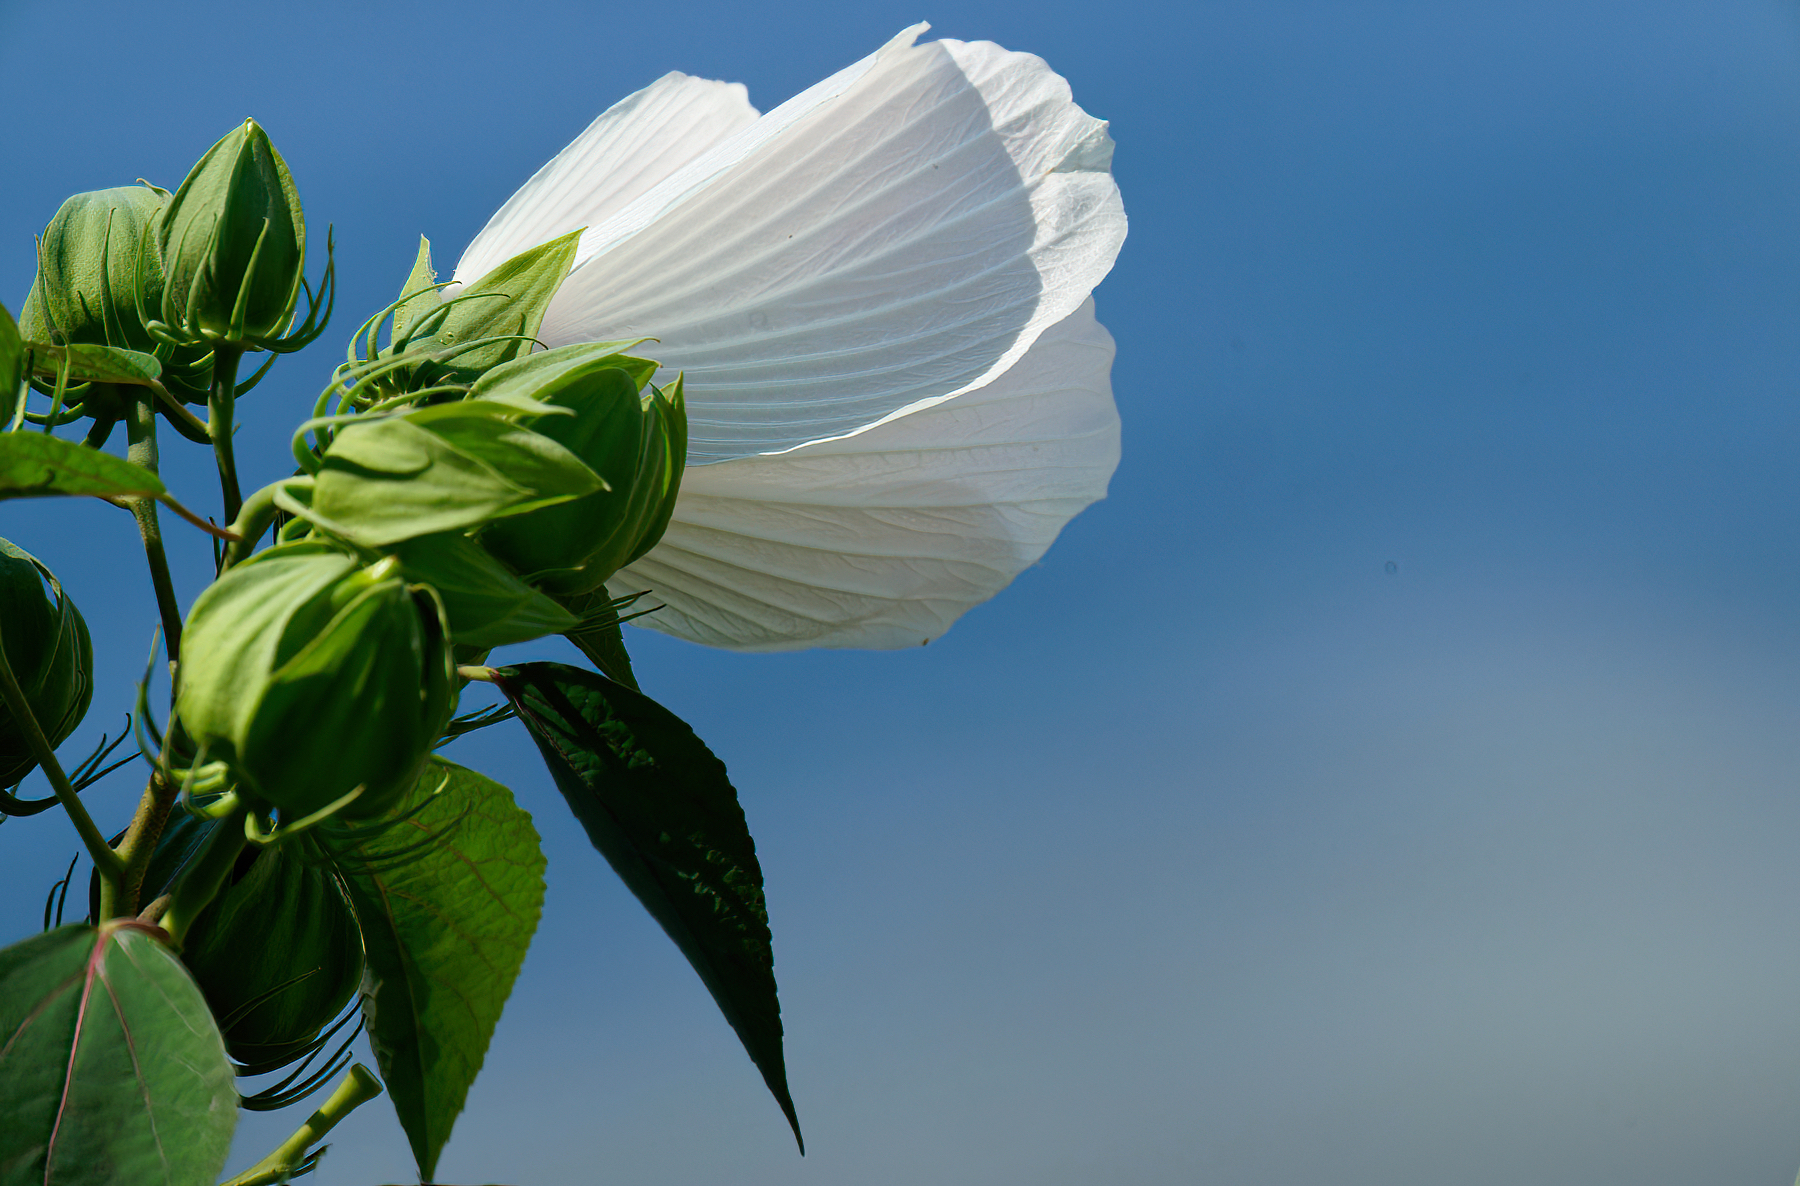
451,24 -> 1126,650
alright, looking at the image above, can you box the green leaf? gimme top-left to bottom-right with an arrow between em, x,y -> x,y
558,585 -> 641,690
494,661 -> 801,1148
27,342 -> 163,387
325,758 -> 547,1181
305,411 -> 603,547
390,532 -> 579,648
0,922 -> 237,1185
466,339 -> 657,407
391,235 -> 440,343
0,429 -> 166,501
418,230 -> 582,374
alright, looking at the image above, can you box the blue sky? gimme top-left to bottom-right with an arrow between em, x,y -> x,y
6,1 -> 1800,1183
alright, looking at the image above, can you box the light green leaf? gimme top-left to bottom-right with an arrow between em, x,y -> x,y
27,342 -> 163,387
417,230 -> 581,374
0,922 -> 237,1186
326,759 -> 545,1182
391,235 -> 441,343
391,532 -> 579,648
305,412 -> 602,547
496,661 -> 801,1149
0,429 -> 166,501
467,339 -> 657,407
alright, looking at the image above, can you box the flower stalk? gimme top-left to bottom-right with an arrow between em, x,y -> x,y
124,386 -> 183,662
221,1064 -> 384,1186
209,344 -> 245,523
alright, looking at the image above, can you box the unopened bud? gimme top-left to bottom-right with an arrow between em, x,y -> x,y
176,543 -> 454,820
158,119 -> 306,346
20,185 -> 168,353
173,821 -> 364,1070
477,345 -> 686,596
0,539 -> 93,787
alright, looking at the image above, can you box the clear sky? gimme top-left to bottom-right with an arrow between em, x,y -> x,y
5,1 -> 1800,1183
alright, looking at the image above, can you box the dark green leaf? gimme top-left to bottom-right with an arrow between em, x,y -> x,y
27,342 -> 163,387
0,922 -> 237,1185
495,661 -> 800,1148
326,758 -> 546,1181
0,429 -> 166,501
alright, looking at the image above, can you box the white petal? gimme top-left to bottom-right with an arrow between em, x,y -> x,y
539,27 -> 1128,462
608,299 -> 1120,651
452,73 -> 759,284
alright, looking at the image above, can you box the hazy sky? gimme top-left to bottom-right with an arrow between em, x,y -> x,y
5,1 -> 1800,1183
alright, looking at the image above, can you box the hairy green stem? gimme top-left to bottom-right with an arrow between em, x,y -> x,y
106,771 -> 179,920
0,614 -> 122,884
209,345 -> 246,524
125,388 -> 183,663
159,798 -> 249,943
221,1064 -> 384,1186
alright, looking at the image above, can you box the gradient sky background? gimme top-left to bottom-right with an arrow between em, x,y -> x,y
5,1 -> 1800,1183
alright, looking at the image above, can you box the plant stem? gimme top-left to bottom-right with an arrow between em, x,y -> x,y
220,481 -> 280,571
0,614 -> 122,884
209,345 -> 246,524
220,1064 -> 384,1186
107,771 -> 179,920
159,797 -> 248,943
125,388 -> 183,664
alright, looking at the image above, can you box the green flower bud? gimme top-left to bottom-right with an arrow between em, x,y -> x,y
20,185 -> 168,354
0,302 -> 24,426
158,119 -> 305,346
176,542 -> 455,820
477,347 -> 686,597
176,829 -> 364,1070
0,539 -> 93,787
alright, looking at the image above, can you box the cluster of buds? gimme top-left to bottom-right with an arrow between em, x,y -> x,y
16,119 -> 330,428
10,116 -> 689,1085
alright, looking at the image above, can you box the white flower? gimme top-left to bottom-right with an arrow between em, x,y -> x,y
452,24 -> 1126,651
